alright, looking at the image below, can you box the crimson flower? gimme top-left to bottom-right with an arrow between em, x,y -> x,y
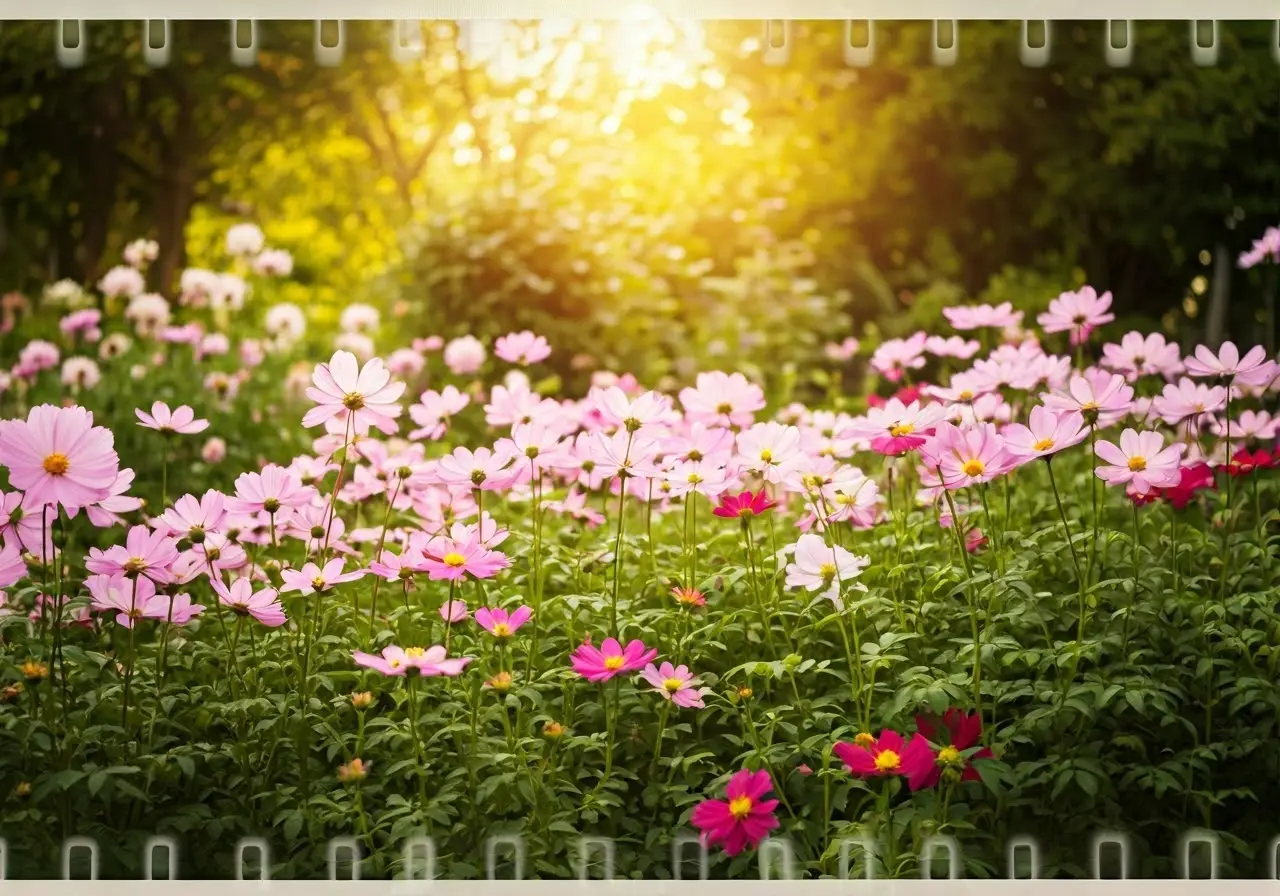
1219,448 -> 1278,478
909,709 -> 994,790
712,489 -> 777,520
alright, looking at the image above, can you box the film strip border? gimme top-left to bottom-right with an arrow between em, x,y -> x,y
3,829 -> 1280,879
5,18 -> 1280,67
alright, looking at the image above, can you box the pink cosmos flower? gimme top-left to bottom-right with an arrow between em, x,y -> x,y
149,592 -> 206,625
1002,406 -> 1088,461
474,605 -> 532,638
570,637 -> 658,682
0,537 -> 25,588
824,337 -> 860,361
587,385 -> 678,433
156,490 -> 227,543
1037,286 -> 1115,345
1183,342 -> 1272,383
420,533 -> 510,581
736,421 -> 804,482
1100,331 -> 1184,378
79,468 -> 144,529
493,330 -> 552,366
869,332 -> 928,381
84,524 -> 179,584
924,335 -> 982,359
783,533 -> 870,609
842,398 -> 947,457
443,335 -> 487,374
352,644 -> 472,677
942,302 -> 1023,331
279,559 -> 367,595
439,599 -> 469,623
135,401 -> 210,435
924,421 -> 1016,488
1239,226 -> 1280,269
690,769 -> 780,857
679,371 -> 766,428
1094,429 -> 1186,493
434,445 -> 517,491
214,576 -> 287,626
1041,371 -> 1134,428
228,464 -> 316,515
303,350 -> 406,436
85,573 -> 159,628
0,405 -> 120,512
368,547 -> 428,583
1151,377 -> 1227,425
639,662 -> 708,708
834,730 -> 935,784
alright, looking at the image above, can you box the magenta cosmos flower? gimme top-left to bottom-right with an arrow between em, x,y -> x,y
712,489 -> 777,520
352,644 -> 471,677
279,559 -> 367,595
690,769 -> 780,857
214,576 -> 286,626
474,605 -> 532,638
1002,406 -> 1088,461
834,730 -> 934,785
1094,429 -> 1185,493
303,350 -> 406,436
0,404 -> 119,511
841,398 -> 947,457
639,662 -> 708,708
909,709 -> 994,790
570,637 -> 657,682
135,401 -> 209,435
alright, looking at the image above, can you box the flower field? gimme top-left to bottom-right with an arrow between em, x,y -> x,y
1,225 -> 1279,880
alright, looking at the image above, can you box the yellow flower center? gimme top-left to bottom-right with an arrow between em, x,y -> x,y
404,647 -> 425,659
311,577 -> 326,591
342,392 -> 366,410
854,732 -> 875,747
1033,438 -> 1055,452
663,677 -> 684,693
42,453 -> 70,475
874,750 -> 902,772
1080,401 -> 1099,412
603,655 -> 625,671
962,459 -> 985,477
889,423 -> 914,437
717,402 -> 733,415
819,562 -> 837,582
938,746 -> 962,764
958,390 -> 974,401
759,449 -> 774,463
492,622 -> 512,637
1127,456 -> 1147,472
728,796 -> 753,819
443,552 -> 466,567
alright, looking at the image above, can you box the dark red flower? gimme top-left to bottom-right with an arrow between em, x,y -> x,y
909,708 -> 994,790
712,489 -> 777,520
1218,447 -> 1277,478
1162,462 -> 1217,510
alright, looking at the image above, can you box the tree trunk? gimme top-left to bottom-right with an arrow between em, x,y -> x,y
78,84 -> 125,288
1205,242 -> 1231,345
151,97 -> 199,297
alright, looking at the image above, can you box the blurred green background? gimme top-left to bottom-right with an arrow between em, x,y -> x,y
1,20 -> 1278,393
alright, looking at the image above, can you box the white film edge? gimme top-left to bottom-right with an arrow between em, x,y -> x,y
1,0 -> 1280,20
